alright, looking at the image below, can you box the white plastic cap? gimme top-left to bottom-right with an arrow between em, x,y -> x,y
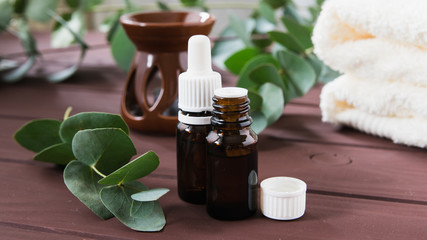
214,87 -> 248,98
260,177 -> 307,220
178,35 -> 222,114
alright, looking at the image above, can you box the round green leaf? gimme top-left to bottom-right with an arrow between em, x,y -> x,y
268,31 -> 304,53
248,63 -> 286,95
0,0 -> 12,33
319,62 -> 341,83
258,82 -> 284,125
263,0 -> 287,9
237,54 -> 280,90
224,48 -> 260,75
131,188 -> 170,202
98,151 -> 160,185
13,0 -> 27,14
14,119 -> 62,153
25,0 -> 58,22
277,50 -> 316,96
111,25 -> 135,72
130,199 -> 154,219
51,11 -> 85,48
64,160 -> 114,220
258,1 -> 276,24
254,17 -> 275,34
34,142 -> 74,165
229,14 -> 255,47
72,128 -> 136,175
212,26 -> 246,70
250,110 -> 268,134
248,90 -> 263,112
281,17 -> 313,49
100,182 -> 166,232
60,112 -> 129,143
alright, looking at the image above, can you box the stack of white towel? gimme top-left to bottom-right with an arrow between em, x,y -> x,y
312,0 -> 427,148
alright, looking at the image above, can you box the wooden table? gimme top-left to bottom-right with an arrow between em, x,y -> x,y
1,32 -> 427,240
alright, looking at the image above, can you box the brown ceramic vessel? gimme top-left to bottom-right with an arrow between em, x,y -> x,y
120,11 -> 215,134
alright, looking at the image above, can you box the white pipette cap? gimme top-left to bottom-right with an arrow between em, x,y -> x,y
178,35 -> 222,116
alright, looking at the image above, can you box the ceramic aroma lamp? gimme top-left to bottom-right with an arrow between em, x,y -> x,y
120,11 -> 215,134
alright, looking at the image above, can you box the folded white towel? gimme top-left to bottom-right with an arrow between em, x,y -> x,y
320,75 -> 427,148
312,0 -> 427,86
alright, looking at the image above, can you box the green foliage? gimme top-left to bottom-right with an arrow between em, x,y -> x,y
111,25 -> 136,72
14,109 -> 168,231
212,0 -> 339,133
100,182 -> 166,232
1,0 -> 94,82
14,119 -> 62,152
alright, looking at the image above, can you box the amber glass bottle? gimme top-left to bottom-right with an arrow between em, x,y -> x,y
206,87 -> 258,220
176,35 -> 222,204
177,111 -> 212,204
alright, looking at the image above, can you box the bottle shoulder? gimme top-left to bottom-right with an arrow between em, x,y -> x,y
206,128 -> 258,146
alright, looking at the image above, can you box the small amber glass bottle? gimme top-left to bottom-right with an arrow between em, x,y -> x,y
177,111 -> 212,204
206,87 -> 258,220
176,35 -> 222,204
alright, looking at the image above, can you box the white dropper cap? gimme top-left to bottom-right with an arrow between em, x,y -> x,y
178,35 -> 222,124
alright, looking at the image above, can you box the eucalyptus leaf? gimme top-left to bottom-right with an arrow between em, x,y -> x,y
277,50 -> 316,96
229,14 -> 255,47
60,112 -> 129,143
25,0 -> 58,22
14,119 -> 62,152
268,31 -> 304,53
98,151 -> 160,185
212,26 -> 246,70
100,181 -> 166,232
111,25 -> 135,72
283,3 -> 306,25
281,17 -> 313,49
319,63 -> 341,83
13,0 -> 27,14
284,75 -> 303,101
180,0 -> 203,7
262,0 -> 287,9
306,54 -> 322,77
47,44 -> 86,82
15,19 -> 38,56
72,128 -> 136,175
2,18 -> 38,82
34,142 -> 74,165
64,160 -> 114,220
130,199 -> 154,218
2,55 -> 36,82
247,90 -> 263,111
0,0 -> 12,32
254,17 -> 275,34
248,63 -> 286,95
258,82 -> 284,125
237,54 -> 280,91
51,11 -> 85,48
224,48 -> 260,75
250,111 -> 268,134
157,1 -> 170,10
131,188 -> 170,202
258,1 -> 276,24
66,0 -> 103,10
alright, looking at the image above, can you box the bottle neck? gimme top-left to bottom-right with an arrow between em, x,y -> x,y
211,95 -> 252,129
178,110 -> 212,125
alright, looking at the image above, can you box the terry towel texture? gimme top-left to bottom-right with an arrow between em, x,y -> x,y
313,0 -> 427,148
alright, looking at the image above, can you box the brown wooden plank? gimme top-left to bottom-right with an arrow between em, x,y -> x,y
0,160 -> 426,240
3,115 -> 427,203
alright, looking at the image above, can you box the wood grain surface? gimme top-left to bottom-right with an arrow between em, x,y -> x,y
1,32 -> 426,239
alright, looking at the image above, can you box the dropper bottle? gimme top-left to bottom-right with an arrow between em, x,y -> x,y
176,35 -> 222,204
